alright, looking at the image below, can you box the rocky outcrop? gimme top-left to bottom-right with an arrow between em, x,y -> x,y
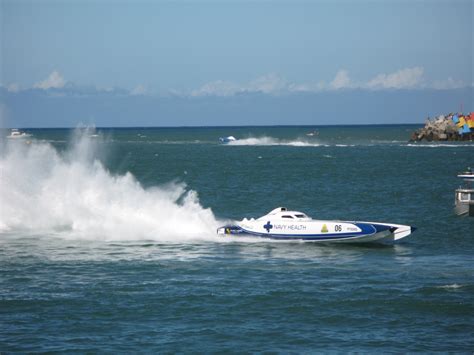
410,113 -> 473,142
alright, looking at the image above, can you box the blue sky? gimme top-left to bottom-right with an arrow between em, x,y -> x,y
0,0 -> 473,127
2,0 -> 472,94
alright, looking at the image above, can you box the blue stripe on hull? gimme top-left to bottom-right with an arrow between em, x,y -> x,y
226,223 -> 391,241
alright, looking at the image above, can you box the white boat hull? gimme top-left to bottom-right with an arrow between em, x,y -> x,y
217,221 -> 415,244
217,207 -> 415,244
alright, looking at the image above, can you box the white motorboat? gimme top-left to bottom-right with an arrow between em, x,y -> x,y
454,168 -> 474,216
7,129 -> 32,139
219,135 -> 237,143
217,207 -> 416,243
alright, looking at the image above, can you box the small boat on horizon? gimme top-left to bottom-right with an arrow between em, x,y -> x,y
6,129 -> 32,139
217,207 -> 416,244
454,168 -> 474,217
306,130 -> 319,137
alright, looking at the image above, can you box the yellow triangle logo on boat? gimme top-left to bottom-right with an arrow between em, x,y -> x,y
321,224 -> 328,233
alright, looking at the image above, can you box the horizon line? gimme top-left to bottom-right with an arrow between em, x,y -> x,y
3,123 -> 424,130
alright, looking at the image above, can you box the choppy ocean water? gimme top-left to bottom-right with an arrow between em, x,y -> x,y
1,126 -> 473,352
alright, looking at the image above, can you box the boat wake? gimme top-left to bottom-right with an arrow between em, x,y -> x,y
405,143 -> 474,148
227,136 -> 322,147
0,129 -> 219,242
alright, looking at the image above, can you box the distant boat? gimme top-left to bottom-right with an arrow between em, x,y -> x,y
306,130 -> 319,137
219,136 -> 237,143
7,129 -> 32,139
455,168 -> 474,216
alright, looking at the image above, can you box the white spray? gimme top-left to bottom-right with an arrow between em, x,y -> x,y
0,129 -> 219,241
227,136 -> 321,147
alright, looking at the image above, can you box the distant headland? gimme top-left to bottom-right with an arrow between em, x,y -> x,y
410,113 -> 474,142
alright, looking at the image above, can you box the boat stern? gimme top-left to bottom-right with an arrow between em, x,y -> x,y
217,225 -> 245,235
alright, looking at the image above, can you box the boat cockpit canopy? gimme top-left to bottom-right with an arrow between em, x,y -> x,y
263,207 -> 311,220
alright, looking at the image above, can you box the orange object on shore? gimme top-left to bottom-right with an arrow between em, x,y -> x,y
468,115 -> 474,128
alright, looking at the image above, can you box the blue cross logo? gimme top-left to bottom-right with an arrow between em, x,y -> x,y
264,221 -> 273,233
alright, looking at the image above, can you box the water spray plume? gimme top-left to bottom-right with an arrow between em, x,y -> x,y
0,129 -> 219,241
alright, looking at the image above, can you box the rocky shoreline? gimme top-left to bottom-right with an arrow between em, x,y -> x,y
409,113 -> 473,142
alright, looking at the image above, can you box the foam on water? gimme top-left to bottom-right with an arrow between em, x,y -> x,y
227,136 -> 321,146
436,284 -> 464,290
405,143 -> 474,148
0,129 -> 219,241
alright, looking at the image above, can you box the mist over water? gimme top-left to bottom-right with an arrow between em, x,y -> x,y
0,129 -> 219,241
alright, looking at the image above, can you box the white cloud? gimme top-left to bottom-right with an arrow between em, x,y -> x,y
229,71 -> 350,93
288,81 -> 326,93
192,73 -> 322,96
96,86 -> 116,93
330,70 -> 351,89
130,84 -> 148,96
34,70 -> 66,90
191,80 -> 240,97
4,67 -> 467,98
431,77 -> 466,90
7,83 -> 20,93
191,73 -> 288,97
366,67 -> 424,89
247,73 -> 287,94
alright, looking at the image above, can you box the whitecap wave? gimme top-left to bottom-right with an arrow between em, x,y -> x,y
0,128 -> 219,242
405,143 -> 474,148
435,284 -> 464,290
227,136 -> 321,147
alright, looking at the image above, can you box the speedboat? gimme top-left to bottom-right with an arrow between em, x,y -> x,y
454,168 -> 474,216
306,130 -> 319,137
7,129 -> 32,139
219,135 -> 237,143
217,207 -> 416,243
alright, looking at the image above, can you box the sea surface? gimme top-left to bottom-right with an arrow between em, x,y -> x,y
1,125 -> 473,352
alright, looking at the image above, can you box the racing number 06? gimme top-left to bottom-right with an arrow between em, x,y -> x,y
334,225 -> 342,232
